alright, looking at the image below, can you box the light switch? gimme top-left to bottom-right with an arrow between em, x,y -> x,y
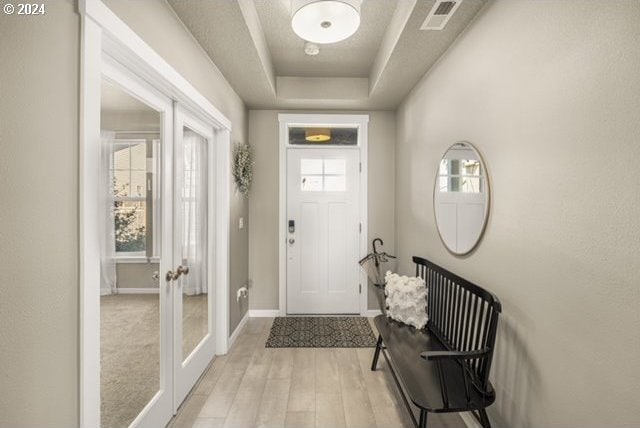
239,217 -> 244,229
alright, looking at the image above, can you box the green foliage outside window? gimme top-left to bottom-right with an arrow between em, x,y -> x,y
113,182 -> 146,253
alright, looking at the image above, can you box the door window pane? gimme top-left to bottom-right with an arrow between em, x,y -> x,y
100,78 -> 162,428
301,158 -> 323,175
324,176 -> 346,192
324,159 -> 346,175
301,175 -> 323,191
181,127 -> 209,362
300,158 -> 348,192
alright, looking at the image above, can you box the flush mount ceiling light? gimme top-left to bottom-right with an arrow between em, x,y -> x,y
291,0 -> 361,44
305,128 -> 331,142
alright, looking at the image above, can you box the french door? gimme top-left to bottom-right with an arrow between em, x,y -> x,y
100,59 -> 216,428
286,148 -> 361,314
173,106 -> 217,405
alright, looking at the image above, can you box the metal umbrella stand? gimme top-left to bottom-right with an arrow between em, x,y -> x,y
359,238 -> 396,315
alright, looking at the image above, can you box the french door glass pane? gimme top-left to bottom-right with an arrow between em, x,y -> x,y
100,79 -> 162,428
181,127 -> 209,361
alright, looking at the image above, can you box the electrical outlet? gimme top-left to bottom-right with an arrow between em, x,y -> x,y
239,217 -> 244,229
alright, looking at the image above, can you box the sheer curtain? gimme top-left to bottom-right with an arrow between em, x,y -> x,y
182,130 -> 208,296
100,131 -> 117,295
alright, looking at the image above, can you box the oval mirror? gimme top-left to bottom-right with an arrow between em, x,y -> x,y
434,142 -> 490,255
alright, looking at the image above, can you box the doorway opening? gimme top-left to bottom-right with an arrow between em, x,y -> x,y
278,114 -> 369,316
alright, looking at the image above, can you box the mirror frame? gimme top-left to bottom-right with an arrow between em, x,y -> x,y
433,141 -> 490,256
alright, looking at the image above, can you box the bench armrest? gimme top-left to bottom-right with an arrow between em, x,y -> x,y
420,348 -> 490,361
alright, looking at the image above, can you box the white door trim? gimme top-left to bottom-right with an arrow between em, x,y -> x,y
79,1 -> 231,426
278,113 -> 369,316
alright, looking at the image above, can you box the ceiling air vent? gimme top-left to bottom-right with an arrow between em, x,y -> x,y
420,0 -> 463,31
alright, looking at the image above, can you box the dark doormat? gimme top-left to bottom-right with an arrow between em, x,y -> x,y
265,316 -> 378,348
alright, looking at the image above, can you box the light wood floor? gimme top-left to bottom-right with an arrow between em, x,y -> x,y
168,317 -> 465,428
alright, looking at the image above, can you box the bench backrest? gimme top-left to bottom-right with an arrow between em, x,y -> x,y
414,256 -> 501,393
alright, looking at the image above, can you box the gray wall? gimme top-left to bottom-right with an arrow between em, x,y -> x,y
104,0 -> 250,333
395,1 -> 640,426
0,1 -> 249,426
0,1 -> 80,426
248,110 -> 395,311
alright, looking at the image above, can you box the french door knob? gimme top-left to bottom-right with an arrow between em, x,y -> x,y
165,266 -> 189,282
152,271 -> 160,280
289,238 -> 295,245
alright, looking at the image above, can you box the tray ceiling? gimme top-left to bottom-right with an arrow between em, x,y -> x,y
168,0 -> 486,109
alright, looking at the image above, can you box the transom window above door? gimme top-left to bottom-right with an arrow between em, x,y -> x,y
288,125 -> 358,146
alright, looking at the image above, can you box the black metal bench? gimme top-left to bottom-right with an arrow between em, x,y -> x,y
371,256 -> 501,428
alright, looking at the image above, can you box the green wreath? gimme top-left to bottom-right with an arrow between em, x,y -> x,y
232,143 -> 254,196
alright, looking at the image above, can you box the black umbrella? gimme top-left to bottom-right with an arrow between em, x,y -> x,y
359,238 -> 396,314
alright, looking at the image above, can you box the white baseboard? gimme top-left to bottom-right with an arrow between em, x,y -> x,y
228,311 -> 249,348
116,288 -> 159,294
248,309 -> 281,317
460,412 -> 483,428
364,309 -> 382,317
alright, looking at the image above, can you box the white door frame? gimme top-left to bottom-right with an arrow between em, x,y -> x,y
278,114 -> 369,316
79,1 -> 231,426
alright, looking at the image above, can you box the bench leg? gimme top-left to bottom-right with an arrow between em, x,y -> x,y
370,334 -> 383,371
419,409 -> 428,428
478,409 -> 491,428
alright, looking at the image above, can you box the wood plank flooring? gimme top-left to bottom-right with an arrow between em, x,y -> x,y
168,318 -> 465,428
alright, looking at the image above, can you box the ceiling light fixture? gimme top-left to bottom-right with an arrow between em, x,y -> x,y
291,0 -> 361,44
304,42 -> 320,56
305,128 -> 331,142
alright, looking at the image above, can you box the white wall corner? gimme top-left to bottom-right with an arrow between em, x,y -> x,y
228,311 -> 249,349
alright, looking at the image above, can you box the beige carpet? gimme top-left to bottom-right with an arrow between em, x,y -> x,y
101,293 -> 208,428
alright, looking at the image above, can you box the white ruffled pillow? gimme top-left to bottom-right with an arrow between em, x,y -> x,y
384,271 -> 428,329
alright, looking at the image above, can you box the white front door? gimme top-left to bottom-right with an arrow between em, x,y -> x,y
286,148 -> 361,314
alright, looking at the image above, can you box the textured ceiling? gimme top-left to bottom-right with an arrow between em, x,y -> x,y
168,0 -> 487,109
369,0 -> 487,108
167,0 -> 276,104
254,0 -> 398,78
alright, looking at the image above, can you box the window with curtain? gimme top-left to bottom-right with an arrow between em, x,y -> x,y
109,138 -> 160,258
